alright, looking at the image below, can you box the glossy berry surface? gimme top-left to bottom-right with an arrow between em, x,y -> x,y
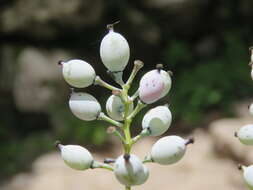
59,144 -> 93,170
151,136 -> 187,165
106,95 -> 134,121
69,92 -> 101,121
100,30 -> 130,72
142,105 -> 172,136
114,154 -> 149,186
62,59 -> 95,88
139,70 -> 164,104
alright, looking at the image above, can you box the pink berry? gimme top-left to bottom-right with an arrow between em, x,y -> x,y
139,70 -> 164,104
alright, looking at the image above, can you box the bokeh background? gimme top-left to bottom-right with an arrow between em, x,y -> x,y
1,0 -> 253,189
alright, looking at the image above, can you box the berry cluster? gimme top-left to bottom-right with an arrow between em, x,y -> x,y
235,47 -> 253,190
56,23 -> 194,190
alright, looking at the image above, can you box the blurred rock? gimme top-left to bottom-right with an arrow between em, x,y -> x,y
209,100 -> 253,164
1,0 -> 104,38
209,118 -> 253,163
13,48 -> 70,112
0,45 -> 17,91
126,8 -> 161,45
2,129 -> 247,190
141,0 -> 200,11
195,37 -> 217,57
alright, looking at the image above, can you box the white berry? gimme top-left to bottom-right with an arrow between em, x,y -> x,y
249,103 -> 253,116
236,124 -> 253,145
159,70 -> 172,98
151,136 -> 188,165
251,68 -> 253,81
58,144 -> 93,170
69,92 -> 101,121
100,29 -> 130,72
139,70 -> 164,104
114,154 -> 149,186
62,59 -> 96,88
106,95 -> 134,121
242,165 -> 253,189
142,105 -> 172,136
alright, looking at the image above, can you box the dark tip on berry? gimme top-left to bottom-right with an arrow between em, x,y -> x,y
107,21 -> 120,31
54,140 -> 61,148
124,154 -> 130,162
146,127 -> 152,135
104,158 -> 116,164
234,131 -> 238,137
58,60 -> 64,66
107,126 -> 116,134
238,164 -> 243,170
185,137 -> 194,145
156,64 -> 163,73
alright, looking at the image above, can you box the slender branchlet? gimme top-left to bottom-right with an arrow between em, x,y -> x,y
98,113 -> 123,128
94,76 -> 121,91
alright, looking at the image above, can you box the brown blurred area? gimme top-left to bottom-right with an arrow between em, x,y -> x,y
1,0 -> 253,189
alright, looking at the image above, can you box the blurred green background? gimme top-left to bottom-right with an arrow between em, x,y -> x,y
1,0 -> 253,182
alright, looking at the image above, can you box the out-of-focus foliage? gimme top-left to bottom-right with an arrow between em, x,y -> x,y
1,0 -> 253,181
166,33 -> 250,124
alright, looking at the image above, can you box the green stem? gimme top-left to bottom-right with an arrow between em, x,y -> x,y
125,186 -> 131,190
127,100 -> 146,120
98,112 -> 123,128
121,86 -> 132,153
94,76 -> 121,91
91,161 -> 114,171
111,71 -> 125,86
142,155 -> 153,164
126,60 -> 144,87
109,127 -> 126,143
131,128 -> 150,145
130,89 -> 139,101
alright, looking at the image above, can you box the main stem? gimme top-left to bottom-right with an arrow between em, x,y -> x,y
121,85 -> 133,190
121,85 -> 132,154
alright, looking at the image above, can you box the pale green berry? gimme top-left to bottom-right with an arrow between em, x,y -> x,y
151,136 -> 192,165
114,154 -> 149,186
236,124 -> 253,145
251,68 -> 253,81
100,29 -> 130,72
241,165 -> 253,189
106,95 -> 134,121
69,92 -> 101,121
61,59 -> 96,88
58,144 -> 93,170
142,105 -> 172,136
249,103 -> 253,116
